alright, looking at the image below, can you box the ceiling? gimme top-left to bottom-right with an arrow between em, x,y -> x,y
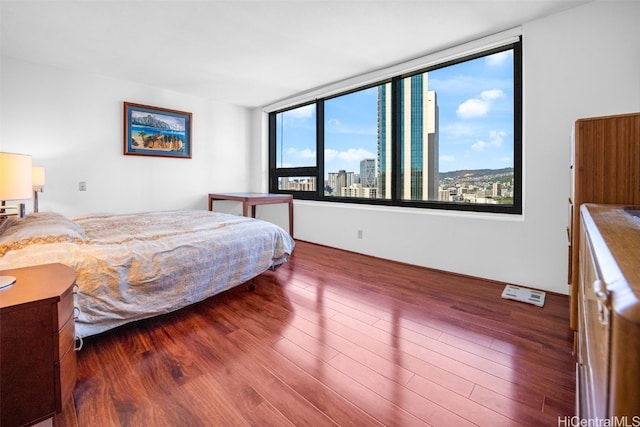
1,0 -> 589,108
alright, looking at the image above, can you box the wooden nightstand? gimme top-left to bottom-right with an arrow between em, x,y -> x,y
0,263 -> 78,427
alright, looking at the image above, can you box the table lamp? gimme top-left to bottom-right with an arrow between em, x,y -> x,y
32,166 -> 45,213
0,152 -> 33,288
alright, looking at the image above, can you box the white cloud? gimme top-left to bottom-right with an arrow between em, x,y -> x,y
489,130 -> 506,147
485,51 -> 511,67
440,122 -> 475,140
298,148 -> 316,158
325,148 -> 339,161
471,140 -> 490,151
327,118 -> 340,128
480,89 -> 504,101
456,89 -> 505,119
440,154 -> 455,162
471,130 -> 506,151
286,147 -> 316,158
457,98 -> 490,118
337,147 -> 375,161
324,147 -> 375,172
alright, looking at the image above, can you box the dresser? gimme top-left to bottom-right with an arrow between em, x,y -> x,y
568,112 -> 640,330
0,263 -> 78,427
576,204 -> 640,418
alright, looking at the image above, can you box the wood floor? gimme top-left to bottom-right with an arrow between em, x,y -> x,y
56,240 -> 575,427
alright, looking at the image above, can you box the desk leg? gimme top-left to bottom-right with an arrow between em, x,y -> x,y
288,201 -> 294,237
208,197 -> 214,211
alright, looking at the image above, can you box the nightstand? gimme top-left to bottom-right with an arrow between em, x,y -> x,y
0,263 -> 78,427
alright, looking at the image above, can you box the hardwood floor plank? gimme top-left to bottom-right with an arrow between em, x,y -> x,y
179,374 -> 255,426
57,240 -> 574,426
204,315 -> 341,426
279,321 -> 341,363
72,361 -> 120,425
330,311 -> 516,381
284,283 -> 383,325
229,330 -> 386,427
327,352 -> 478,427
273,336 -> 429,427
542,393 -> 575,419
406,375 -> 518,427
469,384 -> 558,427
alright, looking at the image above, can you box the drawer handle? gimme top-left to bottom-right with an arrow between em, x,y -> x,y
593,280 -> 609,325
73,306 -> 81,319
75,336 -> 83,351
593,279 -> 608,301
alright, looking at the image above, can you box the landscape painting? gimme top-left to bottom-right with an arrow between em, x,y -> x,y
123,102 -> 192,158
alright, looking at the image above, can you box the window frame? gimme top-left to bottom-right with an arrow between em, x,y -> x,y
268,37 -> 522,214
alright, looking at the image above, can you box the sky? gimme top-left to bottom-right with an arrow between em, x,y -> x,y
276,49 -> 514,176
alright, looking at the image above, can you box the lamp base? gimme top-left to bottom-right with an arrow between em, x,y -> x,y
0,275 -> 17,289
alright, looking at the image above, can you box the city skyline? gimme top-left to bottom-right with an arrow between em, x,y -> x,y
276,49 -> 515,177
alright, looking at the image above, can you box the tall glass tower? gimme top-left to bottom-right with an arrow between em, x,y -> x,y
377,74 -> 439,201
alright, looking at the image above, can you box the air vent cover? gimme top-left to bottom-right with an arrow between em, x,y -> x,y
501,285 -> 546,307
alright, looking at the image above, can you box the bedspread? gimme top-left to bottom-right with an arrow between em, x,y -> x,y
0,210 -> 295,338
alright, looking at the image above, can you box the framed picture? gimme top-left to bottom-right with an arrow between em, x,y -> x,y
123,102 -> 192,158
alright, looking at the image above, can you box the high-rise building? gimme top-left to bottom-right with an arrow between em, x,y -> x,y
360,159 -> 376,188
492,182 -> 502,197
341,184 -> 378,198
328,170 -> 356,196
378,74 -> 439,200
281,177 -> 316,191
438,188 -> 451,202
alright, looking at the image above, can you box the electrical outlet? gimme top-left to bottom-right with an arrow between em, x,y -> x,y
357,229 -> 363,239
79,181 -> 87,191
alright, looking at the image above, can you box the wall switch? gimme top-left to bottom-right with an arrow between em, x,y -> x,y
357,229 -> 363,239
79,181 -> 87,191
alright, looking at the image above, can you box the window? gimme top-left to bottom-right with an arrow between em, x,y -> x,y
269,38 -> 522,213
324,84 -> 390,199
269,104 -> 318,194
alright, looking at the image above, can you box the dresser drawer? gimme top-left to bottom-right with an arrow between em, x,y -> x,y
577,218 -> 610,419
56,287 -> 75,328
57,315 -> 76,361
55,342 -> 77,412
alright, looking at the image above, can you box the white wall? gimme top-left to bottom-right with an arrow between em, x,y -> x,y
0,57 -> 252,216
255,0 -> 640,295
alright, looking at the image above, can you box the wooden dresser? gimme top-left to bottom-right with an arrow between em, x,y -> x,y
0,263 -> 78,427
576,204 -> 640,418
569,112 -> 640,330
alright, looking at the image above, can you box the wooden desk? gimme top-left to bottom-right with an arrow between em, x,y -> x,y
208,192 -> 293,236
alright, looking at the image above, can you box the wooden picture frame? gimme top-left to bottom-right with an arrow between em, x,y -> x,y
123,102 -> 192,158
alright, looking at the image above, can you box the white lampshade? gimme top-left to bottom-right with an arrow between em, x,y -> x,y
32,166 -> 46,190
0,152 -> 33,288
0,152 -> 33,200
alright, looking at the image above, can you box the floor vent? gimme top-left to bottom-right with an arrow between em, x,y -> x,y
501,285 -> 546,307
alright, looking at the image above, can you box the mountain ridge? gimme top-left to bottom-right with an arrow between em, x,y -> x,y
439,167 -> 513,179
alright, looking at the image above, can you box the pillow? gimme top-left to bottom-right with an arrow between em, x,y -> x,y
0,212 -> 86,256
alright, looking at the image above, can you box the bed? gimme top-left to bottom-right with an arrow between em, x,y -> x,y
0,210 -> 295,338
